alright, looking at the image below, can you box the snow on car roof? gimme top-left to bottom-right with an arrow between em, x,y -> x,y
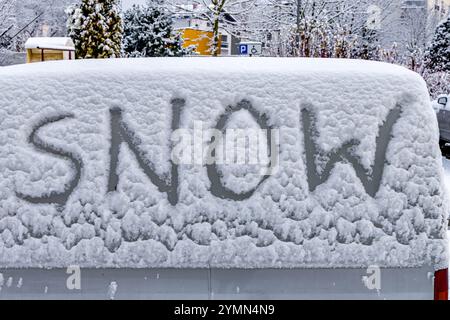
0,56 -> 418,75
0,58 -> 448,269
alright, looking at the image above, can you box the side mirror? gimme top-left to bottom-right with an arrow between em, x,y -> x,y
438,97 -> 448,106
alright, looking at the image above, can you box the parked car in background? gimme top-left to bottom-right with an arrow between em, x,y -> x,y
432,94 -> 449,113
433,94 -> 450,150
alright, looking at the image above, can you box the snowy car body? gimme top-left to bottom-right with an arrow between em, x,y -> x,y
432,94 -> 449,113
434,94 -> 450,145
0,58 -> 448,300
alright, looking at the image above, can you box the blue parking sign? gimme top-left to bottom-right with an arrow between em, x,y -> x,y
239,44 -> 248,55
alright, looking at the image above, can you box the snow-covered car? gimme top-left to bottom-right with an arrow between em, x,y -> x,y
434,94 -> 450,148
432,94 -> 449,113
0,58 -> 448,300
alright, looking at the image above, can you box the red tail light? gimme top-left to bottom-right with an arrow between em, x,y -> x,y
434,268 -> 448,300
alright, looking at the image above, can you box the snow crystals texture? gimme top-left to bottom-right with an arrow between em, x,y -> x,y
0,58 -> 448,269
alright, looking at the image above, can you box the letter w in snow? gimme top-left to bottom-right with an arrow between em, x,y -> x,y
301,105 -> 401,197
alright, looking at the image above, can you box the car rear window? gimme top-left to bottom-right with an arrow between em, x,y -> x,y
0,58 -> 448,269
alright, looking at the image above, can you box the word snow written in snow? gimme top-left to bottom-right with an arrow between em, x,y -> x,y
16,99 -> 401,206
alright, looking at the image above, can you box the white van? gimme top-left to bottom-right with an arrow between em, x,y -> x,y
0,58 -> 448,300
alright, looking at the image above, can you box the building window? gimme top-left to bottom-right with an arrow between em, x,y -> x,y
221,35 -> 228,48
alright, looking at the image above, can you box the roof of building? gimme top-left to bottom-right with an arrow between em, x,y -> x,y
25,37 -> 75,50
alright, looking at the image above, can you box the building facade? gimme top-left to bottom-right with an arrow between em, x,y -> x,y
427,0 -> 450,17
172,3 -> 241,56
380,0 -> 450,53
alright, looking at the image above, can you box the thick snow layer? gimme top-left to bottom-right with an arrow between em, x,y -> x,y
0,58 -> 448,269
24,37 -> 74,50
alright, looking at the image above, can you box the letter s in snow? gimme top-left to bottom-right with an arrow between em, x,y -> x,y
16,114 -> 83,207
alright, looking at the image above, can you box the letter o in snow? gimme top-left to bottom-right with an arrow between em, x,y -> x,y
206,100 -> 276,201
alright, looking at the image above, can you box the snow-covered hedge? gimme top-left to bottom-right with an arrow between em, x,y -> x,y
0,50 -> 26,67
0,58 -> 448,269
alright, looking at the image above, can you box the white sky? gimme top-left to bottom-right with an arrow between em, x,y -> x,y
122,0 -> 147,10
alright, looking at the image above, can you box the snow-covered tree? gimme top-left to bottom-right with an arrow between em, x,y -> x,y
171,0 -> 257,56
0,0 -> 13,31
377,42 -> 399,64
18,0 -> 72,36
423,71 -> 450,99
2,0 -> 73,51
351,27 -> 379,60
404,44 -> 424,72
425,14 -> 450,72
250,0 -> 399,58
123,1 -> 190,57
67,0 -> 123,59
0,0 -> 15,48
0,0 -> 15,65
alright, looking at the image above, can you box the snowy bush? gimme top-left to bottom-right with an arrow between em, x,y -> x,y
424,14 -> 450,73
66,0 -> 123,59
123,2 -> 190,58
422,71 -> 450,99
